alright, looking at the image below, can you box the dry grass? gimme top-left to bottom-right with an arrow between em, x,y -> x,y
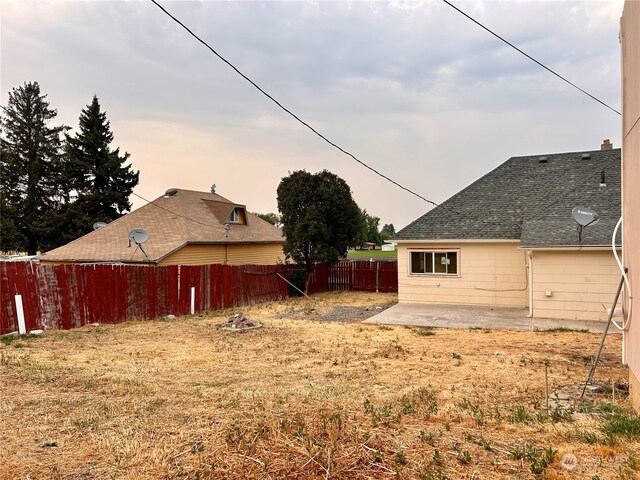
1,291 -> 638,480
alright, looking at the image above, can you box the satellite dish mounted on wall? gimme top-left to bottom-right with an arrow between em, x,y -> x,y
572,206 -> 599,244
128,228 -> 151,262
93,222 -> 107,230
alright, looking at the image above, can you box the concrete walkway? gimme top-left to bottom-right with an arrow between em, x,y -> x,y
364,303 -> 615,333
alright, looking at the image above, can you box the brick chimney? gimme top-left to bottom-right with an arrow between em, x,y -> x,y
601,139 -> 613,150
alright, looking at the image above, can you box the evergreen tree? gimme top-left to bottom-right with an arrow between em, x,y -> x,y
381,224 -> 395,237
65,95 -> 139,237
380,223 -> 395,242
0,82 -> 68,254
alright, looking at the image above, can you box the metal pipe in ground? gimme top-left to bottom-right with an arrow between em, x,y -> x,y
580,271 -> 626,399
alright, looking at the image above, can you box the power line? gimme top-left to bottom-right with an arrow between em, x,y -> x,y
442,0 -> 622,116
67,157 -> 224,231
149,0 -> 438,207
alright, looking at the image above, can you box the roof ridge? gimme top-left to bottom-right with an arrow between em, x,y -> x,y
394,148 -> 621,247
508,147 -> 621,160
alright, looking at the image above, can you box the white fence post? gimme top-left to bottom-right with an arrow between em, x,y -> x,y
15,294 -> 26,335
190,287 -> 195,315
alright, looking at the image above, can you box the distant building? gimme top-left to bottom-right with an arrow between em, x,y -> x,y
39,189 -> 285,266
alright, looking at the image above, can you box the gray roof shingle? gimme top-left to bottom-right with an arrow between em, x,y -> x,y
394,148 -> 621,247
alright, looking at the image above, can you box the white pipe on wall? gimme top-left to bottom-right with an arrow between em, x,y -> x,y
527,251 -> 534,321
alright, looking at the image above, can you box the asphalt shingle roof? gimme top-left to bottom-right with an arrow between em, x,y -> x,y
39,189 -> 285,263
394,148 -> 621,247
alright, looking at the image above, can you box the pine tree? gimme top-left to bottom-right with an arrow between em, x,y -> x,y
65,95 -> 139,236
0,82 -> 68,254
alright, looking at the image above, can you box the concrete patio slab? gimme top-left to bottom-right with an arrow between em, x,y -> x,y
364,303 -> 615,333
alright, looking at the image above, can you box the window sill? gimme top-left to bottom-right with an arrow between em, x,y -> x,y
409,273 -> 460,277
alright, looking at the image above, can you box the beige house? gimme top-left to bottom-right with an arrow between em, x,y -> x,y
393,147 -> 621,323
620,1 -> 640,409
39,189 -> 285,266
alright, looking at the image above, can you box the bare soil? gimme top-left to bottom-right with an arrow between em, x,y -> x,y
0,291 -> 637,480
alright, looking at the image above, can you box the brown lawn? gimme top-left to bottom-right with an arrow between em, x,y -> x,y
0,291 -> 638,480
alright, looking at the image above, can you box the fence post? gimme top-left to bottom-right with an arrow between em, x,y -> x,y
190,286 -> 195,315
376,262 -> 379,293
15,295 -> 26,334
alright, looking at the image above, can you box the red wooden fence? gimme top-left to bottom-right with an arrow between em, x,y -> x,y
0,260 -> 397,335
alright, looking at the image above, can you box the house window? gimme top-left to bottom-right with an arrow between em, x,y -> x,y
410,250 -> 458,275
229,208 -> 239,223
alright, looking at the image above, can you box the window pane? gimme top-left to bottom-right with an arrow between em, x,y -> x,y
448,252 -> 457,274
426,252 -> 433,273
434,252 -> 447,273
411,252 -> 424,273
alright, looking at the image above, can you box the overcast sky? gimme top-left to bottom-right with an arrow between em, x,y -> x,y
1,0 -> 624,230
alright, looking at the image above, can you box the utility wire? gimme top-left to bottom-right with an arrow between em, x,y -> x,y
68,157 -> 225,231
442,0 -> 622,116
149,0 -> 438,207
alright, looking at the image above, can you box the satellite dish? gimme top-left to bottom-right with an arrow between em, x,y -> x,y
128,228 -> 150,244
127,228 -> 151,262
93,222 -> 107,230
572,206 -> 599,227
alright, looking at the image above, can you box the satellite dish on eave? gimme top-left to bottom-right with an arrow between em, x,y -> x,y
572,206 -> 599,226
128,228 -> 150,244
93,222 -> 107,230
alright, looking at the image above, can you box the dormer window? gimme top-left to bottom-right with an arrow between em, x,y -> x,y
228,206 -> 247,224
202,200 -> 248,225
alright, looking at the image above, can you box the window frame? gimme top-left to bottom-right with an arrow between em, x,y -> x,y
408,249 -> 460,276
229,208 -> 240,223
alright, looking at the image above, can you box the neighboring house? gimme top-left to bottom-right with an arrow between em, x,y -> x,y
361,242 -> 377,250
39,189 -> 285,266
620,1 -> 640,409
393,145 -> 621,323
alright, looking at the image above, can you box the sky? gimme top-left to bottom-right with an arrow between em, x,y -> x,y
1,0 -> 624,231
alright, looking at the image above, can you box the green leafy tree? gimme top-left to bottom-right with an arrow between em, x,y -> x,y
254,212 -> 281,226
360,209 -> 382,246
277,170 -> 362,290
63,95 -> 139,240
0,82 -> 68,254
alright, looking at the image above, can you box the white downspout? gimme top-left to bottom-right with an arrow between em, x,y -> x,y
612,217 -> 632,365
527,250 -> 534,321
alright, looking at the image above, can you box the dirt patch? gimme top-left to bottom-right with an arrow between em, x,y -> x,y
0,291 -> 636,480
277,302 -> 396,322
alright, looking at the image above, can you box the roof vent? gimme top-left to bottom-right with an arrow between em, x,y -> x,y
581,153 -> 591,160
538,156 -> 548,163
210,184 -> 216,194
164,188 -> 178,197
